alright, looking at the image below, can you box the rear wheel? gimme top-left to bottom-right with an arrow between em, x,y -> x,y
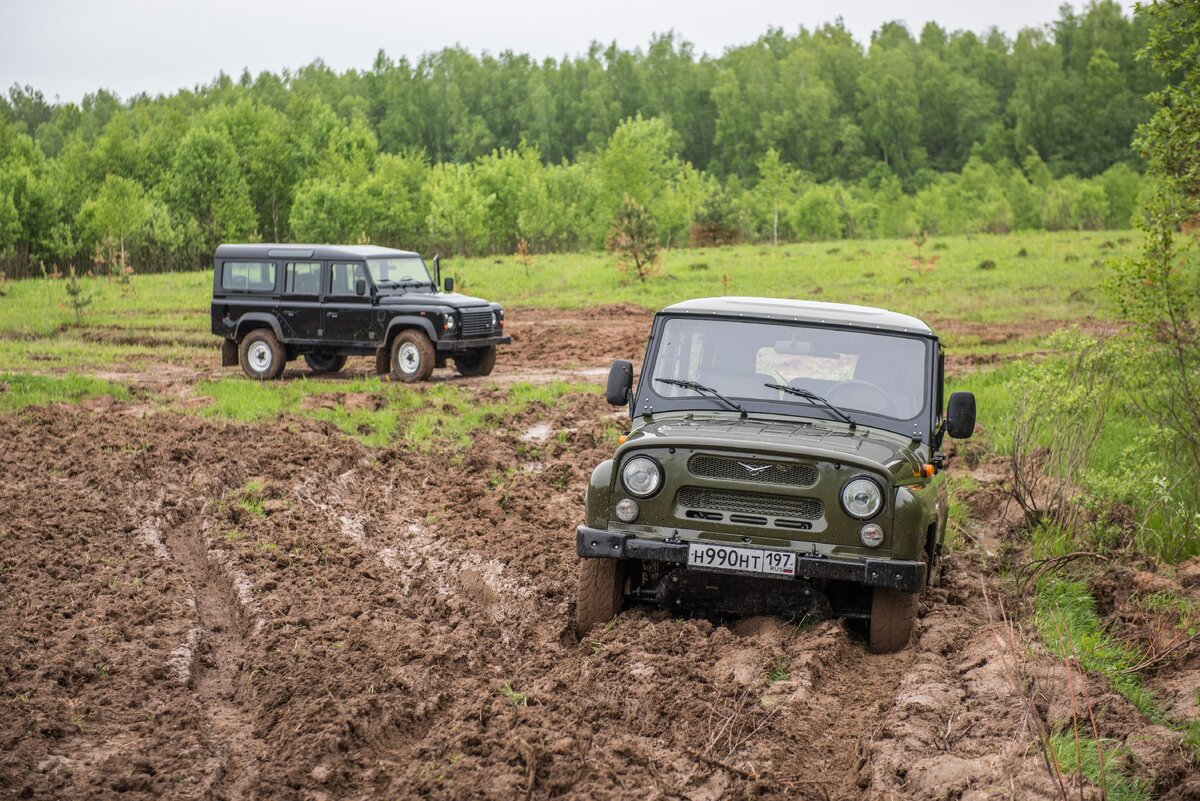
239,329 -> 285,381
304,351 -> 347,374
868,587 -> 918,654
390,330 -> 435,382
454,346 -> 497,377
575,558 -> 625,636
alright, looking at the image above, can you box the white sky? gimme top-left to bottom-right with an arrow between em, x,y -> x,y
3,0 -> 1133,104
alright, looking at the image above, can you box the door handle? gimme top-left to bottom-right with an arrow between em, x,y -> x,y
327,312 -> 339,318
284,310 -> 296,317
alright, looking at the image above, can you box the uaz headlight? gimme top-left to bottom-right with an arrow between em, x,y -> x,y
840,476 -> 883,519
621,456 -> 663,498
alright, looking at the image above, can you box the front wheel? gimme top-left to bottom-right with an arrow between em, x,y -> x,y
304,351 -> 347,374
868,587 -> 918,654
390,329 -> 435,382
575,558 -> 625,636
454,346 -> 497,377
239,329 -> 285,381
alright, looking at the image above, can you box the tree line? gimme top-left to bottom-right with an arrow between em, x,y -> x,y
0,1 -> 1158,277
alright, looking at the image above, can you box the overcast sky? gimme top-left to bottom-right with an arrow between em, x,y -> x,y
3,0 -> 1133,104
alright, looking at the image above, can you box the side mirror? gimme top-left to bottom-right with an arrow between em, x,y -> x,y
355,279 -> 367,296
606,359 -> 634,406
946,391 -> 976,439
444,277 -> 454,293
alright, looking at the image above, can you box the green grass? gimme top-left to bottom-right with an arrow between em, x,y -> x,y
0,270 -> 211,338
1034,580 -> 1156,716
499,682 -> 527,707
766,656 -> 791,683
0,232 -> 1137,363
0,372 -> 130,412
1047,729 -> 1150,801
449,230 -> 1136,326
192,376 -> 581,449
238,480 -> 266,517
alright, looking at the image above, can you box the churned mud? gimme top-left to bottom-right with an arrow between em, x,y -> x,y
3,311 -> 1197,799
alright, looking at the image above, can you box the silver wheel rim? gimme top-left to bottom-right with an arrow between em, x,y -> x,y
398,342 -> 420,374
249,341 -> 273,372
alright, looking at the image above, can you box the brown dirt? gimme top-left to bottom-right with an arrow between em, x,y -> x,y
2,313 -> 1195,799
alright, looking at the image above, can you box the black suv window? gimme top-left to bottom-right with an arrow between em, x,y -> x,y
284,261 -> 321,296
329,262 -> 368,296
222,261 -> 276,293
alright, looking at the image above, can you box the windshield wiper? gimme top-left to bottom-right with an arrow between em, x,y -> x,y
765,383 -> 856,430
656,378 -> 747,418
375,279 -> 399,288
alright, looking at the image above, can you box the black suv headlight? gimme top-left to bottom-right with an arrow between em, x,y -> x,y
840,476 -> 884,520
442,313 -> 457,334
620,456 -> 663,498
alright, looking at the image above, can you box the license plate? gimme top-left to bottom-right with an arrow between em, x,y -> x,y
687,543 -> 795,576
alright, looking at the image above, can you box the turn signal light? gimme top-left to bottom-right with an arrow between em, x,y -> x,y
913,464 -> 935,478
617,434 -> 628,445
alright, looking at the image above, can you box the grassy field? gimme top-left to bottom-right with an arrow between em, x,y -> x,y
0,229 -> 1139,455
1,230 -> 1134,339
449,229 -> 1133,324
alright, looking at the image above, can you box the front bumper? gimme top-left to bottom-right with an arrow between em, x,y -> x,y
436,334 -> 513,352
576,525 -> 926,593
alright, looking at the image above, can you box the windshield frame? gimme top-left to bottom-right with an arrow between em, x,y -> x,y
365,256 -> 433,288
632,313 -> 940,443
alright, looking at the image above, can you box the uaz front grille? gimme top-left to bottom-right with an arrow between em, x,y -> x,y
677,486 -> 823,521
689,455 -> 818,487
460,308 -> 495,338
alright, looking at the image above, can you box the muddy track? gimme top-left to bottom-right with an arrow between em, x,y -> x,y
3,385 -> 1195,799
161,515 -> 263,800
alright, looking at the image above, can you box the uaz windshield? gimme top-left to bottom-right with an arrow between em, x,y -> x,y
650,317 -> 928,421
366,257 -> 432,286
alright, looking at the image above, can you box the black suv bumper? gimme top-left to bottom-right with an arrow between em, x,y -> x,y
576,525 -> 926,593
436,334 -> 513,352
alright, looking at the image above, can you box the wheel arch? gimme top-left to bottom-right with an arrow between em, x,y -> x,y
383,317 -> 438,350
234,314 -> 284,342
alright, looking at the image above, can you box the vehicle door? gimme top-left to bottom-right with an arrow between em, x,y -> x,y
325,261 -> 376,344
279,260 -> 324,340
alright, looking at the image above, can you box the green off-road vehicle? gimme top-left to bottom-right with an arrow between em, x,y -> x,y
575,297 -> 976,653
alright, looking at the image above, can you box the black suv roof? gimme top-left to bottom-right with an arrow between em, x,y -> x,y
214,243 -> 421,260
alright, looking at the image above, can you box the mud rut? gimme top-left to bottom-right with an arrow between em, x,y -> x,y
1,307 -> 1166,800
161,516 -> 263,800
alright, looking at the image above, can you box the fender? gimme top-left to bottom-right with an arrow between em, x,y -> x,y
234,313 -> 284,341
383,315 -> 439,347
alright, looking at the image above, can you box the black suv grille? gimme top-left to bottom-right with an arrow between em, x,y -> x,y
460,308 -> 494,339
689,455 -> 817,487
677,487 -> 823,520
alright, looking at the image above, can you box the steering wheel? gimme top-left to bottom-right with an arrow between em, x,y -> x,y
825,380 -> 895,416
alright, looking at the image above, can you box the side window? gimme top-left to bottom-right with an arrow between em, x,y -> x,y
329,262 -> 367,296
284,262 -> 322,296
222,261 -> 277,293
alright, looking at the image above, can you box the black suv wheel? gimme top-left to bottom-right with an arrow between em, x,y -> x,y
239,329 -> 285,381
454,346 -> 497,377
390,330 -> 435,382
304,351 -> 348,374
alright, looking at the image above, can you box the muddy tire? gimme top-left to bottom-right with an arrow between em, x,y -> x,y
303,351 -> 347,374
454,346 -> 497,377
390,330 -> 435,383
239,329 -> 285,381
575,558 -> 625,636
868,587 -> 918,654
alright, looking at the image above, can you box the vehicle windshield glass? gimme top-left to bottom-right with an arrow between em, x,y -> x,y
650,317 -> 929,420
365,257 -> 432,286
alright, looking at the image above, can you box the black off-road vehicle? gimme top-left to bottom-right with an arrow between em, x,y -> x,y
575,297 -> 976,653
210,244 -> 511,381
